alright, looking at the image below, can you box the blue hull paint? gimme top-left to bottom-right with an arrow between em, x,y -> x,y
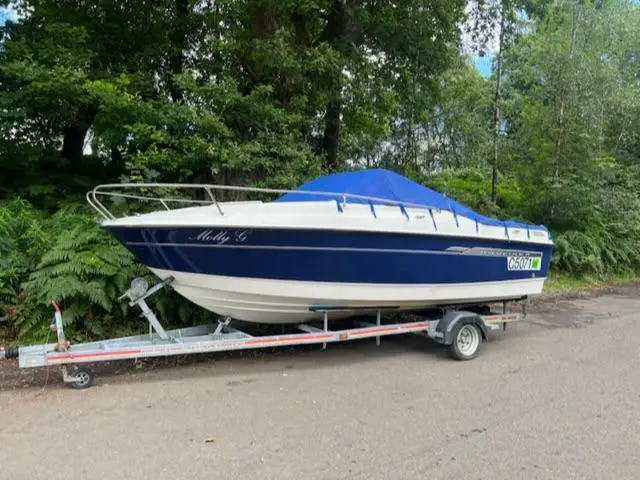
105,226 -> 553,285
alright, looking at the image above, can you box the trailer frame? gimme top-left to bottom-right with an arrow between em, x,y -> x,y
1,277 -> 526,389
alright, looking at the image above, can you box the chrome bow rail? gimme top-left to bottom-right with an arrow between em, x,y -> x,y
86,183 -> 451,225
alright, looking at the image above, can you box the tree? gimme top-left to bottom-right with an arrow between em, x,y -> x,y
502,0 -> 640,273
464,0 -> 552,202
0,0 -> 204,203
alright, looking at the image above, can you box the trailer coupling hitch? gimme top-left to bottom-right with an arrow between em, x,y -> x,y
0,346 -> 19,360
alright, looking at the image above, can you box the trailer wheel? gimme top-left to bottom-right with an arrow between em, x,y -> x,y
449,323 -> 482,361
70,367 -> 94,389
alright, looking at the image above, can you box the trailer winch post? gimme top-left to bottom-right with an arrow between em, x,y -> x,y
118,277 -> 175,340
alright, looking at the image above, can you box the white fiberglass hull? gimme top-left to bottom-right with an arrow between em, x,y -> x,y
151,268 -> 544,324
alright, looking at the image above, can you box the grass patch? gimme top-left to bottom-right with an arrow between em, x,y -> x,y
544,271 -> 640,293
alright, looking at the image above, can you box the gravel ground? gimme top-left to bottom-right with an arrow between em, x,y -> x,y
1,284 -> 639,480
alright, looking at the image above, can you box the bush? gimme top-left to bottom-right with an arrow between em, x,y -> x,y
419,163 -> 640,278
0,199 -> 214,343
419,167 -> 525,220
0,199 -> 49,340
533,161 -> 640,277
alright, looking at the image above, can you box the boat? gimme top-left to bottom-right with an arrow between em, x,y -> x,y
87,169 -> 553,324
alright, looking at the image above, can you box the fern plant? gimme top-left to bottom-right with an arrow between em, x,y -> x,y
552,231 -> 604,275
20,212 -> 147,340
0,197 -> 217,343
0,199 -> 52,340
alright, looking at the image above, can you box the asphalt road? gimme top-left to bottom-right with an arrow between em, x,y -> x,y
1,286 -> 639,480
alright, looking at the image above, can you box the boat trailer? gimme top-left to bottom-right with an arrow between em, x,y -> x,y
0,278 -> 526,389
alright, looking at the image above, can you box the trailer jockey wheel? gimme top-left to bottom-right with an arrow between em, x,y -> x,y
449,323 -> 482,361
70,367 -> 94,389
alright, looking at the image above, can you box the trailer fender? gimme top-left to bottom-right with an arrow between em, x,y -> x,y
436,311 -> 488,345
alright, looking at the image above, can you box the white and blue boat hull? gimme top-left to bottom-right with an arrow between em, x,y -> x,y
105,225 -> 552,323
92,168 -> 553,324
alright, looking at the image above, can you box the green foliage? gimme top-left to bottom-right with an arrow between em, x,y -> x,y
497,0 -> 640,276
0,199 -> 46,339
348,58 -> 494,172
420,167 -> 524,220
544,270 -> 640,293
539,160 -> 640,275
0,201 -> 135,341
0,200 -> 214,343
21,213 -> 140,339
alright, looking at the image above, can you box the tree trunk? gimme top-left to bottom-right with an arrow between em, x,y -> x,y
60,108 -> 96,165
190,166 -> 214,201
323,93 -> 342,172
550,7 -> 581,218
491,1 -> 506,204
319,0 -> 362,172
168,0 -> 188,103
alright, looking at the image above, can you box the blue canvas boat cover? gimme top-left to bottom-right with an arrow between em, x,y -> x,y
276,168 -> 548,231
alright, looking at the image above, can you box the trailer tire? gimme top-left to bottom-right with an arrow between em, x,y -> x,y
448,323 -> 482,361
70,367 -> 94,389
